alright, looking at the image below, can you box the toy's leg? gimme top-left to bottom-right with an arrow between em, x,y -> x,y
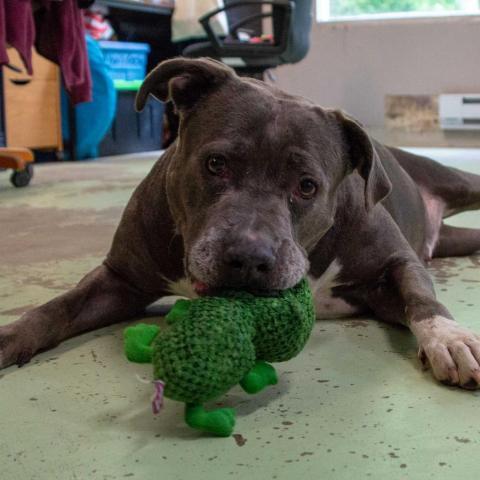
124,323 -> 160,363
184,404 -> 236,437
165,299 -> 191,325
240,361 -> 278,394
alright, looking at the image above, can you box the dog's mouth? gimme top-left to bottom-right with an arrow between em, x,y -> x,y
187,237 -> 308,296
192,280 -> 211,296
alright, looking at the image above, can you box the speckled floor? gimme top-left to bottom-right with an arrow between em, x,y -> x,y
1,149 -> 479,480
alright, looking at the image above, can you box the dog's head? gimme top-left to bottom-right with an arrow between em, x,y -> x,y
137,58 -> 391,292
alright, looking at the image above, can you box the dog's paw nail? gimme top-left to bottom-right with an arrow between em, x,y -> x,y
460,379 -> 479,390
447,368 -> 460,385
16,350 -> 33,367
440,379 -> 456,387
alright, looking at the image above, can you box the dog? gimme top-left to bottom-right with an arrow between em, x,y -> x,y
1,57 -> 480,389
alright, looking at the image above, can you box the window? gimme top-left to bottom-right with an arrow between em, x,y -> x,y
316,0 -> 480,22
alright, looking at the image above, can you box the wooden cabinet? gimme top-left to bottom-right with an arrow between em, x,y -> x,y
2,49 -> 63,152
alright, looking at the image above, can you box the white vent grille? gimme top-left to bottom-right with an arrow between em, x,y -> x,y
439,94 -> 480,130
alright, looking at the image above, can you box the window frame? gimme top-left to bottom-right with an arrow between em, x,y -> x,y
315,0 -> 480,23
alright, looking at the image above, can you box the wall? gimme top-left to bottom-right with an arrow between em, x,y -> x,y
275,15 -> 480,146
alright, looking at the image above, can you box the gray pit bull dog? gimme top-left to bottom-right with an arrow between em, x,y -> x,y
2,57 -> 480,389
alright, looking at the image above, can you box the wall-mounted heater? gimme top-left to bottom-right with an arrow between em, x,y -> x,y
439,94 -> 480,130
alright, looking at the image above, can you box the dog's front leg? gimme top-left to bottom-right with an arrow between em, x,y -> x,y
372,256 -> 480,389
0,147 -> 184,370
0,264 -> 157,369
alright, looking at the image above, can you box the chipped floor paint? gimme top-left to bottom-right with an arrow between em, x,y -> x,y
0,152 -> 480,480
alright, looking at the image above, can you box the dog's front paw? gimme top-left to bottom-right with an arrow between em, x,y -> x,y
412,316 -> 480,389
0,322 -> 37,369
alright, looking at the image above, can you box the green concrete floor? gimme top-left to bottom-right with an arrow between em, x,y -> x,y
1,151 -> 479,480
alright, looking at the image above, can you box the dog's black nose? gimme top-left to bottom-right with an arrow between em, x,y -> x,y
223,237 -> 276,281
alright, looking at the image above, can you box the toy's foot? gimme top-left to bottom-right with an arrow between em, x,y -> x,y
240,361 -> 278,394
185,404 -> 236,437
124,323 -> 160,363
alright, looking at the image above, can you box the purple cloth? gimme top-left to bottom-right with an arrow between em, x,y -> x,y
0,0 -> 7,65
1,0 -> 35,73
35,0 -> 92,103
0,0 -> 91,104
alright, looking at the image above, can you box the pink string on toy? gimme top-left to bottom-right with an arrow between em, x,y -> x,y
151,380 -> 165,415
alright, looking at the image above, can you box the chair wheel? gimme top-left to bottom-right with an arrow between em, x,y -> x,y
10,163 -> 34,188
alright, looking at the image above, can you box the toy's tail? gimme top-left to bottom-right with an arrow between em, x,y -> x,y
151,380 -> 165,414
123,323 -> 160,363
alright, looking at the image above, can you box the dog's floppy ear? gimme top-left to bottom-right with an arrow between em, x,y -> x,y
135,57 -> 234,112
332,110 -> 392,212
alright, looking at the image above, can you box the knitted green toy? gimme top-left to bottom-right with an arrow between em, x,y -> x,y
124,278 -> 315,437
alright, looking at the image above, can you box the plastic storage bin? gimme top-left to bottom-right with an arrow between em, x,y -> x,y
98,41 -> 150,81
99,91 -> 164,156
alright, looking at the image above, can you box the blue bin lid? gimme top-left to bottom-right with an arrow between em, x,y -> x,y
98,41 -> 151,53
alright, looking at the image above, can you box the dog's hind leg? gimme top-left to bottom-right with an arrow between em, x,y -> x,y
434,224 -> 480,258
437,167 -> 480,218
392,147 -> 480,216
391,148 -> 480,260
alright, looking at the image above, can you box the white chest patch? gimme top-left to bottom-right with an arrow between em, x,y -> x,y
166,277 -> 197,299
419,188 -> 445,260
308,259 -> 359,319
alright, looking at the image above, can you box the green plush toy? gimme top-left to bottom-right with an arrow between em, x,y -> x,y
124,278 -> 315,437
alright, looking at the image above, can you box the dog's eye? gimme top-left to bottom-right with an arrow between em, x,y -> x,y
206,155 -> 227,176
297,178 -> 317,199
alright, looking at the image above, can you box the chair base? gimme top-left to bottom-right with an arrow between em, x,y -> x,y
0,147 -> 35,188
0,147 -> 34,171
